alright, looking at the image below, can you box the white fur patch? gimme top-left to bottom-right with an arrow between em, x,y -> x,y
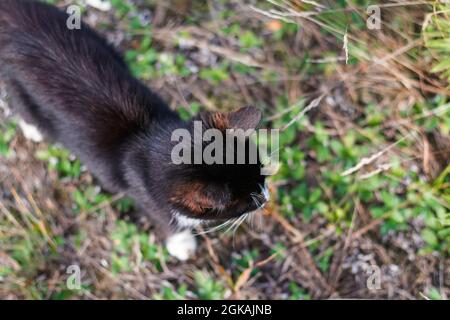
166,230 -> 197,261
85,0 -> 111,11
19,120 -> 43,143
171,210 -> 203,229
0,87 -> 11,117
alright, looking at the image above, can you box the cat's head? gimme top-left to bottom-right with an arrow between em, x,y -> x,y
166,106 -> 269,228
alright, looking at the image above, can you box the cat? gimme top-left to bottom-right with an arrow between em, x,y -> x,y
0,0 -> 269,260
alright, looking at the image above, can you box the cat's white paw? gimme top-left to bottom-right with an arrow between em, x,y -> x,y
85,0 -> 111,11
166,230 -> 197,261
19,120 -> 43,143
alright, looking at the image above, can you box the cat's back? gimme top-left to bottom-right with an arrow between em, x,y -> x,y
0,0 -> 156,125
1,0 -> 151,142
0,0 -> 75,54
0,0 -> 38,26
0,0 -> 126,71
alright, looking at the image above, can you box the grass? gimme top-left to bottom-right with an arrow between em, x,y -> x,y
0,0 -> 449,299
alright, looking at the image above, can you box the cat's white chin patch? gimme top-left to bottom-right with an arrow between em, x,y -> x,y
166,230 -> 197,261
19,120 -> 43,143
172,210 -> 203,229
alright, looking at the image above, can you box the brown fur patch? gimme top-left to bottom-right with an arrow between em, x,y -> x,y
210,113 -> 230,131
170,182 -> 215,215
201,107 -> 261,131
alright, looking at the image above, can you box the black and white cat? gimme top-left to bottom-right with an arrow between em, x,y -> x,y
0,0 -> 269,260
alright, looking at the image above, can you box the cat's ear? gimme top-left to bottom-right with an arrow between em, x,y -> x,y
228,106 -> 262,130
199,112 -> 230,131
199,106 -> 262,131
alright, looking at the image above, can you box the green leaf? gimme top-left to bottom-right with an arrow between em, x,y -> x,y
431,57 -> 450,73
421,228 -> 438,247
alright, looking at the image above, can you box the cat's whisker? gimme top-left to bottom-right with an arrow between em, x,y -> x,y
251,197 -> 263,222
224,216 -> 241,235
235,214 -> 247,230
194,218 -> 235,235
226,213 -> 246,236
249,192 -> 270,231
245,210 -> 252,227
247,211 -> 256,229
253,203 -> 269,230
213,218 -> 236,232
253,195 -> 263,207
232,214 -> 247,237
250,195 -> 259,208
